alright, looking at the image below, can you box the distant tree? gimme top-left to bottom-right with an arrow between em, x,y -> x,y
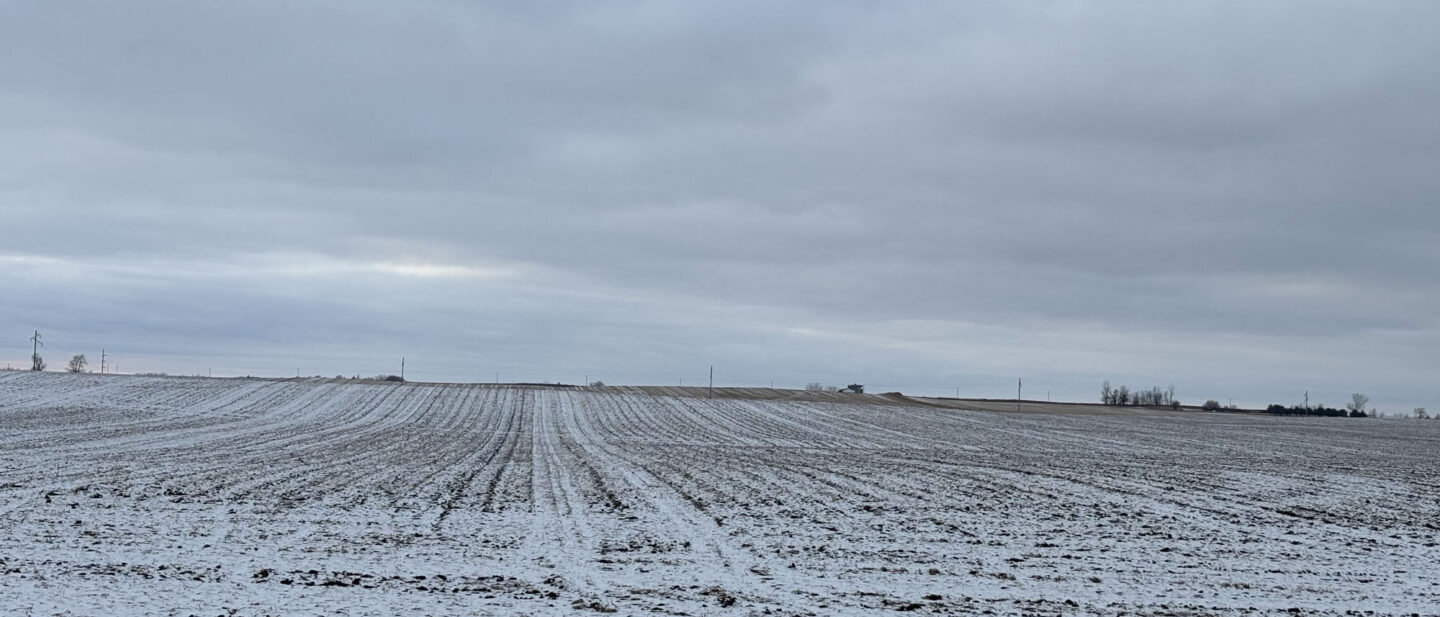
824,385 -> 839,393
589,380 -> 605,387
1346,393 -> 1370,416
66,354 -> 87,373
1100,380 -> 1113,405
1117,385 -> 1130,406
1416,408 -> 1430,420
805,382 -> 824,392
31,353 -> 45,372
1201,399 -> 1222,411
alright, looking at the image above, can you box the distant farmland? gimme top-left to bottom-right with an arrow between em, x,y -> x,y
1,372 -> 1436,615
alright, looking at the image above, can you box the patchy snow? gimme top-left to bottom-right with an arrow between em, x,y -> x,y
0,371 -> 1436,616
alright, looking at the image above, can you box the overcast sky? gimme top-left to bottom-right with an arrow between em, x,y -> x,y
2,1 -> 1437,411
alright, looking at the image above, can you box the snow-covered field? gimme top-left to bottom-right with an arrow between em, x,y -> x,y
0,372 -> 1436,616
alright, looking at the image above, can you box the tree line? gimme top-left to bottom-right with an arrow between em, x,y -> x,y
1100,380 -> 1177,407
1101,379 -> 1376,418
1264,393 -> 1370,417
1263,403 -> 1361,417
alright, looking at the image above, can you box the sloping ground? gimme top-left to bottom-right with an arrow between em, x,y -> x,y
620,385 -> 1178,415
0,371 -> 1436,616
900,395 -> 1193,415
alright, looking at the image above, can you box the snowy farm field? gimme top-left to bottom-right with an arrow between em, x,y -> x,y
1,372 -> 1436,616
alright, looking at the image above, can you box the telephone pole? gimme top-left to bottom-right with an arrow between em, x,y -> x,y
100,349 -> 107,375
1017,378 -> 1022,413
29,330 -> 43,371
401,357 -> 405,381
709,365 -> 714,398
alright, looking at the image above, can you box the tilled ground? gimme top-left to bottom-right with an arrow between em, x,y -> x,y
1,371 -> 1436,616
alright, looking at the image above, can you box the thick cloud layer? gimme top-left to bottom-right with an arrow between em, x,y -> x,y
3,1 -> 1437,411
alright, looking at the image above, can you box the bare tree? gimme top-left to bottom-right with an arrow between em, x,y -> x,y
1346,393 -> 1370,415
31,354 -> 46,371
66,354 -> 87,373
1100,380 -> 1113,405
805,382 -> 824,392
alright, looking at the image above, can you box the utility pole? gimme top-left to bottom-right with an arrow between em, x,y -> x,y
1304,390 -> 1309,409
709,365 -> 714,398
1017,378 -> 1022,413
100,349 -> 107,375
29,330 -> 43,370
401,357 -> 405,381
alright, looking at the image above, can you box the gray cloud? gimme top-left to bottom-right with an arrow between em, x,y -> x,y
3,1 -> 1438,411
